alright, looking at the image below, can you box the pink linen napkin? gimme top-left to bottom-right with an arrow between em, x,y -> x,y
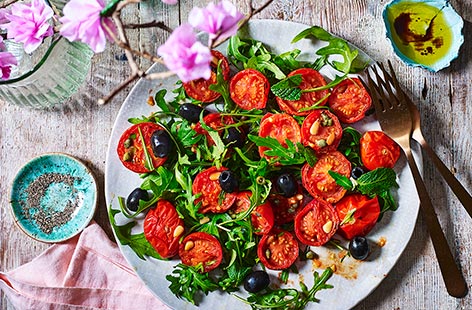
0,222 -> 170,310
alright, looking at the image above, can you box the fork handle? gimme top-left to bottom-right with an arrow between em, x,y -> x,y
404,148 -> 468,298
413,136 -> 472,219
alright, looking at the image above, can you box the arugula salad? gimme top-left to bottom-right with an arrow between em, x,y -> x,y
109,24 -> 402,310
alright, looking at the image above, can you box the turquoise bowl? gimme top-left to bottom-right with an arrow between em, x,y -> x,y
10,153 -> 98,243
383,0 -> 464,72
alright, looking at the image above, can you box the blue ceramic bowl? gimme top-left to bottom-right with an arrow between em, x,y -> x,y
10,153 -> 98,243
383,0 -> 464,72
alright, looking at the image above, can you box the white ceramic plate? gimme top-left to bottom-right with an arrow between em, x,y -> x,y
105,19 -> 420,310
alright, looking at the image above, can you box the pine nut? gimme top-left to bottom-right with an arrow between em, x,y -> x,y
310,119 -> 321,135
184,240 -> 194,251
173,225 -> 184,238
322,220 -> 333,233
209,172 -> 221,181
326,131 -> 336,146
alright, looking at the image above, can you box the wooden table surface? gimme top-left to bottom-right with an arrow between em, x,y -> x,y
1,0 -> 471,309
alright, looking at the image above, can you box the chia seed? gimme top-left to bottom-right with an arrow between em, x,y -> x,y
20,173 -> 81,234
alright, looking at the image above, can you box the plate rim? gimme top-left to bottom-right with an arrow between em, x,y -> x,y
104,18 -> 421,310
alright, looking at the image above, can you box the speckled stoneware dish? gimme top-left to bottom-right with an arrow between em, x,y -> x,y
10,153 -> 98,243
383,0 -> 464,72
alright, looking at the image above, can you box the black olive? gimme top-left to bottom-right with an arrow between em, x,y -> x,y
126,188 -> 150,211
351,166 -> 366,180
244,270 -> 270,293
349,236 -> 370,260
275,173 -> 298,197
178,103 -> 208,123
150,129 -> 172,158
218,170 -> 239,193
222,127 -> 244,148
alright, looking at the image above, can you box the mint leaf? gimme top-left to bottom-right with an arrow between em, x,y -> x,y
271,74 -> 303,100
357,168 -> 398,195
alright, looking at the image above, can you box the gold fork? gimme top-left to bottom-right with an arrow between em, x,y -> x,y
362,62 -> 467,298
385,61 -> 472,218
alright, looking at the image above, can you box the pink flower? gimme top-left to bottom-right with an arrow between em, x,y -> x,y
188,0 -> 244,43
59,0 -> 116,53
157,24 -> 212,83
0,51 -> 18,80
1,0 -> 54,54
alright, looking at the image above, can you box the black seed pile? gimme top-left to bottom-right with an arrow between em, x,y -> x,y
21,172 -> 80,234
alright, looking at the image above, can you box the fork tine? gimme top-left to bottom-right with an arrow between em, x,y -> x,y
360,66 -> 386,113
386,60 -> 408,103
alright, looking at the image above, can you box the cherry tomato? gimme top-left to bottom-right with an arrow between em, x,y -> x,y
257,230 -> 299,270
360,131 -> 401,171
194,113 -> 235,146
301,151 -> 351,203
192,166 -> 237,214
179,232 -> 223,272
268,192 -> 304,225
230,68 -> 270,110
328,77 -> 372,123
143,200 -> 184,259
294,197 -> 339,246
301,109 -> 343,153
335,194 -> 380,240
276,68 -> 329,116
258,113 -> 301,161
183,50 -> 230,103
232,191 -> 274,235
117,122 -> 167,173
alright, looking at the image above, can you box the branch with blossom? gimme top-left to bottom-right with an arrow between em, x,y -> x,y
0,0 -> 273,105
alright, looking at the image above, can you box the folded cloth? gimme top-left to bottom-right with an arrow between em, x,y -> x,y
0,222 -> 170,310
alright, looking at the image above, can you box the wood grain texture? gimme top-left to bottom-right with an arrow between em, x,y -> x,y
1,0 -> 471,309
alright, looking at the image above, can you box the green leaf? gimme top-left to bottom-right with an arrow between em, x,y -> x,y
328,170 -> 354,190
292,25 -> 361,74
338,127 -> 363,167
357,168 -> 398,195
208,60 -> 232,109
166,264 -> 219,305
271,74 -> 303,100
108,208 -> 162,260
154,89 -> 170,112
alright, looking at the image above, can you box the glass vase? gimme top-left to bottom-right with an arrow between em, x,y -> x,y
0,36 -> 94,109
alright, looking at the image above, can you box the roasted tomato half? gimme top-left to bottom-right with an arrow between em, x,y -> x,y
179,232 -> 223,272
268,192 -> 304,225
183,50 -> 230,103
143,200 -> 184,259
335,194 -> 380,240
117,122 -> 167,173
302,151 -> 351,203
231,191 -> 274,235
301,109 -> 343,153
230,68 -> 270,110
192,166 -> 237,214
294,197 -> 339,246
328,77 -> 372,124
232,191 -> 274,235
276,68 -> 329,116
258,113 -> 301,161
257,230 -> 299,270
360,131 -> 401,171
194,113 -> 235,146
